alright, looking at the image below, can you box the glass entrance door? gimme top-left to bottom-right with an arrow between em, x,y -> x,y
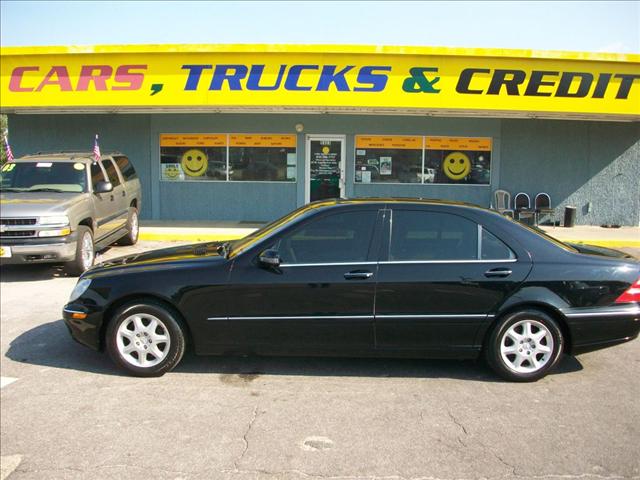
306,136 -> 345,203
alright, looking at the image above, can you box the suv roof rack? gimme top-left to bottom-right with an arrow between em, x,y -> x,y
21,151 -> 123,158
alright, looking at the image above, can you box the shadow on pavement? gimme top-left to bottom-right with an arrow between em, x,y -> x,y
6,319 -> 584,381
0,264 -> 69,282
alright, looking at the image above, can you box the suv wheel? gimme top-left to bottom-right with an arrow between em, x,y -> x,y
65,226 -> 94,276
106,301 -> 186,377
118,208 -> 139,246
485,309 -> 564,382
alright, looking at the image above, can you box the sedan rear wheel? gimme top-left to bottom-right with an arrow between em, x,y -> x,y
106,301 -> 186,377
486,309 -> 563,382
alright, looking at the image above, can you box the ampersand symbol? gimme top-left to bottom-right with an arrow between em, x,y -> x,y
402,67 -> 441,93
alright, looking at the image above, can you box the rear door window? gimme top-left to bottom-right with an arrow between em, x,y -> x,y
102,159 -> 121,187
389,210 -> 478,261
481,228 -> 515,260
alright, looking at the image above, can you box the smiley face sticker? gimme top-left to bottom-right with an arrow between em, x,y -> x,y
442,151 -> 471,181
181,149 -> 208,177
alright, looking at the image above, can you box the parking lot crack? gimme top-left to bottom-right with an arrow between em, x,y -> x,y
447,410 -> 468,436
233,404 -> 259,470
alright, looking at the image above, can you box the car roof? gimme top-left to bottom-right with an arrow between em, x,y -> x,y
311,197 -> 488,211
14,152 -> 122,163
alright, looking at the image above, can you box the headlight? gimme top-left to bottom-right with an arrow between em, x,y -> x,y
38,227 -> 71,237
39,215 -> 69,226
69,278 -> 91,302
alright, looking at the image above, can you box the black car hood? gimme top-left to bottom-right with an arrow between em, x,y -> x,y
567,242 -> 636,260
89,242 -> 227,274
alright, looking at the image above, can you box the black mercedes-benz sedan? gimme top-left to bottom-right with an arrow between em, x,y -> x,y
63,199 -> 640,381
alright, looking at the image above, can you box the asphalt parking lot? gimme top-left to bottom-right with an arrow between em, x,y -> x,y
1,242 -> 639,480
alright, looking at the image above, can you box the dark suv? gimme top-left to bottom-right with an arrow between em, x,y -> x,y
0,152 -> 142,275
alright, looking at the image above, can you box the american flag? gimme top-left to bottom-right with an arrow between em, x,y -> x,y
3,134 -> 14,162
93,134 -> 101,162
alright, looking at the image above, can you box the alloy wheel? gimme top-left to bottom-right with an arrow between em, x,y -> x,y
116,313 -> 171,368
80,232 -> 94,270
500,319 -> 554,373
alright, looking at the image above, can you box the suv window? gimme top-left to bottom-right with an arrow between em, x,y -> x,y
102,159 -> 121,187
481,228 -> 515,260
278,211 -> 377,264
90,162 -> 106,190
114,155 -> 137,180
390,210 -> 478,261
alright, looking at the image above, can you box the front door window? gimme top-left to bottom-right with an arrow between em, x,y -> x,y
308,138 -> 344,202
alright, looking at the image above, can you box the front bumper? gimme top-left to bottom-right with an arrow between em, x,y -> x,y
563,304 -> 640,355
62,302 -> 104,351
0,235 -> 77,264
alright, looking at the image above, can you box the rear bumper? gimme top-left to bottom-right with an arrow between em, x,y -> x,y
0,235 -> 77,264
562,304 -> 640,355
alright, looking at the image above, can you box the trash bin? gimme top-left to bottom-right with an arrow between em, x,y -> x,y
564,206 -> 577,228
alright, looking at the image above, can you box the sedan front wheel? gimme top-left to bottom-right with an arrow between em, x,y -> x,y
486,309 -> 564,382
106,301 -> 186,377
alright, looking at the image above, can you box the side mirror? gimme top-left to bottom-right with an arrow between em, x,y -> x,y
258,249 -> 280,267
94,181 -> 113,194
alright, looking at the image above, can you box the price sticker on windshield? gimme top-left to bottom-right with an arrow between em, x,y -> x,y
0,246 -> 12,258
1,163 -> 15,172
36,162 -> 53,167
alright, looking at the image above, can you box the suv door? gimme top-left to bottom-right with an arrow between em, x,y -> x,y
100,158 -> 128,232
374,208 -> 532,356
218,207 -> 384,354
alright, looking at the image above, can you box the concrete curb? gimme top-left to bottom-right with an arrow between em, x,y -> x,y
139,228 -> 256,243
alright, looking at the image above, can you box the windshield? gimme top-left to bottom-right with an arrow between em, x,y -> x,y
0,161 -> 88,193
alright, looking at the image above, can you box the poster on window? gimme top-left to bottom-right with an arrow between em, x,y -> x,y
426,137 -> 492,184
160,134 -> 228,181
354,136 -> 422,183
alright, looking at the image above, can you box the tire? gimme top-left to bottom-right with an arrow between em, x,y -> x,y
106,300 -> 186,377
64,226 -> 94,276
485,309 -> 564,382
118,208 -> 139,246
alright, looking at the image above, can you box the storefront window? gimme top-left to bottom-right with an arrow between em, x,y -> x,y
159,134 -> 296,182
160,134 -> 227,181
425,137 -> 492,185
354,136 -> 423,184
354,135 -> 492,185
229,135 -> 296,182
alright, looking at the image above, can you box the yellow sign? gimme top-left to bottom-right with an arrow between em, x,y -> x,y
356,135 -> 423,149
427,137 -> 492,151
1,44 -> 639,120
229,134 -> 296,148
160,134 -> 226,147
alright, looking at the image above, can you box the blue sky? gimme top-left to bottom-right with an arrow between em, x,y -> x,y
1,1 -> 639,53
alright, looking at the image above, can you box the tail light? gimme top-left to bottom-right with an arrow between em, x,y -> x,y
615,278 -> 640,304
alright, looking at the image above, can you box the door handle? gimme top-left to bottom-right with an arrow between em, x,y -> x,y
344,271 -> 373,280
121,191 -> 126,197
110,195 -> 114,201
484,268 -> 512,278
